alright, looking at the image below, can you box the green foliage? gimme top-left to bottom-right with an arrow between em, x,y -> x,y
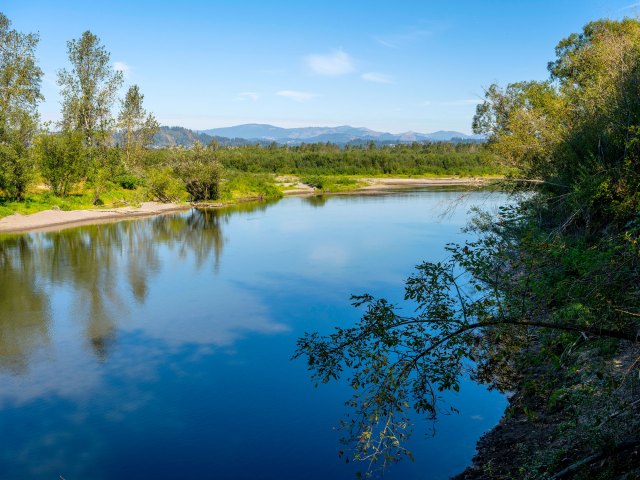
172,143 -> 223,201
0,12 -> 43,148
145,167 -> 185,203
34,131 -> 88,197
116,174 -> 143,190
117,85 -> 159,170
0,142 -> 34,200
57,30 -> 123,148
211,142 -> 505,177
0,13 -> 42,201
220,171 -> 282,201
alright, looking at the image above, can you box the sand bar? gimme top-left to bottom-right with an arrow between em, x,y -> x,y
0,202 -> 191,234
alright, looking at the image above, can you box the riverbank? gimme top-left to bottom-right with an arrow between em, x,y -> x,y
453,344 -> 640,479
0,177 -> 494,234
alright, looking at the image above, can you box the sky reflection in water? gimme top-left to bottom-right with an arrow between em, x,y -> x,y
0,189 -> 508,479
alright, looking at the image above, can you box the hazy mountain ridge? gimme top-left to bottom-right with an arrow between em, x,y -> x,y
152,126 -> 258,148
200,124 -> 484,143
151,124 -> 484,148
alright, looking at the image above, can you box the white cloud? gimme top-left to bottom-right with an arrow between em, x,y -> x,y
237,92 -> 259,101
113,61 -> 131,78
361,72 -> 393,84
305,49 -> 355,76
277,90 -> 316,102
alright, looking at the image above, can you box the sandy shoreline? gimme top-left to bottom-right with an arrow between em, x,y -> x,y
0,202 -> 191,234
0,177 -> 493,234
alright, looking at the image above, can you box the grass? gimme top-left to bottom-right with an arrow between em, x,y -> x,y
0,183 -> 148,219
219,171 -> 283,201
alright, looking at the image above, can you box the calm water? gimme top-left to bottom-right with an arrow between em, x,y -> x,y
0,189 -> 507,480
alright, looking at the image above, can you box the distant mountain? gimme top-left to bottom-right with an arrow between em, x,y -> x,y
199,124 -> 484,144
151,124 -> 484,148
152,126 -> 258,148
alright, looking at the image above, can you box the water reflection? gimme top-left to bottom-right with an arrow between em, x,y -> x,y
0,204 -> 272,369
0,236 -> 51,373
0,191 -> 508,480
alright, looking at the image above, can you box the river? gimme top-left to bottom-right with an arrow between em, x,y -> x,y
0,188 -> 507,479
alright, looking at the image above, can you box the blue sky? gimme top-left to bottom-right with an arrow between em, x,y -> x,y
4,0 -> 640,133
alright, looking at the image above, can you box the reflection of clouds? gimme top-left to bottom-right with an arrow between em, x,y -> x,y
126,285 -> 289,347
309,244 -> 349,268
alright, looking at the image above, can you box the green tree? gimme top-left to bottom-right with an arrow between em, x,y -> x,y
117,84 -> 159,170
57,31 -> 123,150
173,142 -> 223,201
34,131 -> 88,197
0,12 -> 43,200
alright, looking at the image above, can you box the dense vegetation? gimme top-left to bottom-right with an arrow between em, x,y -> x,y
214,142 -> 500,176
296,18 -> 640,479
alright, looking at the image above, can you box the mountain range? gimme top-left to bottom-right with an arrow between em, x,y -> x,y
152,124 -> 484,148
200,124 -> 484,144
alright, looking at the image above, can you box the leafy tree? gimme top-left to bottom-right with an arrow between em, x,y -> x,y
172,142 -> 223,201
57,31 -> 123,150
145,167 -> 184,203
0,143 -> 34,200
117,84 -> 159,170
0,12 -> 43,199
34,131 -> 88,197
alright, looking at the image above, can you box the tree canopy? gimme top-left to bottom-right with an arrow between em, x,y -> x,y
57,30 -> 123,148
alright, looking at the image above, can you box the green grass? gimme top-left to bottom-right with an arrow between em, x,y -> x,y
220,171 -> 283,201
0,184 -> 148,219
299,175 -> 364,191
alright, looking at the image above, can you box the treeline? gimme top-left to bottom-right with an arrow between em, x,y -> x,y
143,142 -> 504,177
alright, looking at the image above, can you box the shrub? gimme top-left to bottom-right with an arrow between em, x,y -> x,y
145,167 -> 184,202
34,131 -> 88,197
172,143 -> 223,201
0,143 -> 34,201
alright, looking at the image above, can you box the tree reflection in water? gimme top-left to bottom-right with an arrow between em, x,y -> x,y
0,202 -> 274,368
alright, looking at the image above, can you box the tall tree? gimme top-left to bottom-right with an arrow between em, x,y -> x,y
0,12 -> 43,200
117,84 -> 159,170
57,31 -> 123,149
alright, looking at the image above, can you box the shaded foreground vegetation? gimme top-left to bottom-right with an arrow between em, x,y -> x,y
296,17 -> 640,479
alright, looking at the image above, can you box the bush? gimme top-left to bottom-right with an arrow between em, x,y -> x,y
0,143 -> 34,201
220,171 -> 283,201
116,174 -> 143,190
34,131 -> 88,197
301,174 -> 325,189
172,143 -> 223,201
145,167 -> 184,203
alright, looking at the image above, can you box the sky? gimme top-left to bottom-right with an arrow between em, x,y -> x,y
4,0 -> 640,134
